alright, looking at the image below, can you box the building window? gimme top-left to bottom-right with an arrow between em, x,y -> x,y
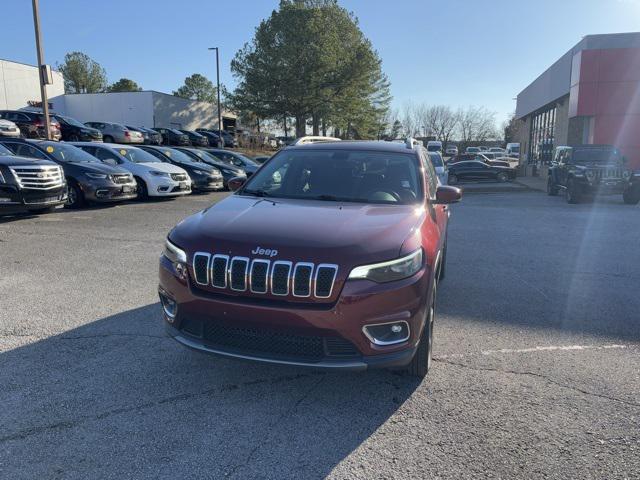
528,104 -> 557,164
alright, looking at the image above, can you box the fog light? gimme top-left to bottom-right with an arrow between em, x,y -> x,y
0,197 -> 11,203
363,321 -> 410,346
159,290 -> 177,322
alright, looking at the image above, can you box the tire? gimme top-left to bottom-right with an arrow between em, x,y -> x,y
566,179 -> 580,204
135,177 -> 148,200
103,135 -> 114,143
448,174 -> 458,185
65,181 -> 85,209
405,280 -> 436,378
496,172 -> 508,183
623,188 -> 640,205
547,177 -> 559,196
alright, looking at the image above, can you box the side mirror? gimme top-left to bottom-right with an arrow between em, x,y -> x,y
228,176 -> 246,192
433,185 -> 462,204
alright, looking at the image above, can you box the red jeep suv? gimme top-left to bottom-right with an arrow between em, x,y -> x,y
159,140 -> 461,377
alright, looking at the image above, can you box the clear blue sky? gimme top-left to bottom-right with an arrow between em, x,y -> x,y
1,0 -> 639,124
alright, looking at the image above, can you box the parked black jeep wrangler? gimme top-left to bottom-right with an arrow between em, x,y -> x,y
547,145 -> 640,204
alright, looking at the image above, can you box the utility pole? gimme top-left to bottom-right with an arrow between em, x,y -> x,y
32,0 -> 51,140
208,47 -> 223,135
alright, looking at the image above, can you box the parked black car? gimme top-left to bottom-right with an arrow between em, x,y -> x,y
213,129 -> 237,148
153,128 -> 189,146
0,139 -> 137,208
447,160 -> 516,185
179,130 -> 209,147
0,143 -> 67,215
253,155 -> 271,164
0,110 -> 62,141
172,146 -> 246,189
54,115 -> 102,142
138,146 -> 223,192
548,145 -> 640,204
195,129 -> 224,148
202,148 -> 259,176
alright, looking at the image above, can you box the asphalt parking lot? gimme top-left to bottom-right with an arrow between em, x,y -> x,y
1,191 -> 639,479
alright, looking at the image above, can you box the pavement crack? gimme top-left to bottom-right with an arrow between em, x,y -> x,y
434,358 -> 640,408
224,374 -> 327,479
0,371 -> 323,445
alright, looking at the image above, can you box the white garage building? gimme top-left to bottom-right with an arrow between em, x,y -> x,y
0,59 -> 64,110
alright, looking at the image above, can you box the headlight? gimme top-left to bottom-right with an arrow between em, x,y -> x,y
164,238 -> 186,264
349,249 -> 423,283
211,168 -> 221,175
86,172 -> 108,179
192,169 -> 206,176
150,170 -> 170,177
622,170 -> 631,179
0,171 -> 5,184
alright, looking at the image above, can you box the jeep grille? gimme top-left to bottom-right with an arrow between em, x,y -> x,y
192,253 -> 338,300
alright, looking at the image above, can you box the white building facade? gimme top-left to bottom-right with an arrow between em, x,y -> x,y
0,59 -> 64,110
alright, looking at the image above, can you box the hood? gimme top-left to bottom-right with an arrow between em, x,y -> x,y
72,161 -> 129,175
139,162 -> 187,174
0,155 -> 57,167
0,119 -> 17,128
170,195 -> 423,269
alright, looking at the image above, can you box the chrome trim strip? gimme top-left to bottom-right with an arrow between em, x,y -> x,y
229,256 -> 250,292
271,260 -> 293,296
292,262 -> 314,298
192,252 -> 211,286
210,254 -> 229,288
249,259 -> 270,294
314,264 -> 338,298
362,320 -> 411,346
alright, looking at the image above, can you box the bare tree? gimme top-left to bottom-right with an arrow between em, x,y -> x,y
458,106 -> 498,143
416,104 -> 460,146
400,102 -> 421,138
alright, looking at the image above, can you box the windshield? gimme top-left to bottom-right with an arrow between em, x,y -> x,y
118,147 -> 162,163
0,144 -> 13,155
427,145 -> 441,152
572,148 -> 620,163
57,116 -> 86,128
241,148 -> 423,205
429,153 -> 443,167
44,142 -> 101,163
160,148 -> 197,164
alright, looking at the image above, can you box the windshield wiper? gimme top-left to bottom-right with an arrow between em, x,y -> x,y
242,189 -> 272,198
307,194 -> 369,203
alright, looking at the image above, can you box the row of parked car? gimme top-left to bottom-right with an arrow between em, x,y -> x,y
0,137 -> 262,215
0,109 -> 238,149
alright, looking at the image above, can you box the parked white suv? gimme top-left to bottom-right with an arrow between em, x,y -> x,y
0,118 -> 22,138
72,143 -> 191,199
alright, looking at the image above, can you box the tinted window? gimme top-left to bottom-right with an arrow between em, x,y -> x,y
57,116 -> 85,128
572,148 -> 620,163
42,143 -> 101,163
14,144 -> 48,160
157,148 -> 195,164
118,147 -> 162,163
428,152 -> 443,167
241,148 -> 423,205
93,147 -> 122,164
0,144 -> 13,155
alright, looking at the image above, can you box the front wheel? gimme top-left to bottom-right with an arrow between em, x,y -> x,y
65,181 -> 85,209
135,177 -> 149,200
623,188 -> 640,205
566,179 -> 580,204
496,172 -> 508,183
405,281 -> 435,378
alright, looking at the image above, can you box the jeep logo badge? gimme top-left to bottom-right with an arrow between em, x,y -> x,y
252,246 -> 278,258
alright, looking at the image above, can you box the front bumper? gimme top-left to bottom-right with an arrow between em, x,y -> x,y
577,179 -> 631,195
158,255 -> 432,370
82,181 -> 138,203
0,185 -> 67,214
146,176 -> 192,197
192,176 -> 224,191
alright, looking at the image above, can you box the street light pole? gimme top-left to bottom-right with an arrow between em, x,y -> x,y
208,47 -> 223,137
31,0 -> 51,140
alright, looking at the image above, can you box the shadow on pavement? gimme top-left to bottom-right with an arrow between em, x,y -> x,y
0,303 -> 419,478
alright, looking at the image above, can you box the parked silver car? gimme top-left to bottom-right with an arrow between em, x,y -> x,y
84,122 -> 144,144
0,118 -> 21,138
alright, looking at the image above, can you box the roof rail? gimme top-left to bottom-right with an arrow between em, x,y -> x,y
290,136 -> 342,146
404,137 -> 422,149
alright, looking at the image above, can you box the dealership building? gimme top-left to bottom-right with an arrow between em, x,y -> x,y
516,32 -> 640,169
0,59 -> 236,131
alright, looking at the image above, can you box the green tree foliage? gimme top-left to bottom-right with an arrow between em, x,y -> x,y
173,74 -> 219,103
107,78 -> 142,92
58,52 -> 108,93
229,0 -> 391,138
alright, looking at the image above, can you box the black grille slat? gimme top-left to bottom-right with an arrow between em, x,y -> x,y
230,258 -> 249,291
211,256 -> 228,288
315,265 -> 337,298
324,338 -> 359,357
202,322 -> 325,361
271,262 -> 291,296
193,253 -> 210,285
250,261 -> 269,293
293,264 -> 313,297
